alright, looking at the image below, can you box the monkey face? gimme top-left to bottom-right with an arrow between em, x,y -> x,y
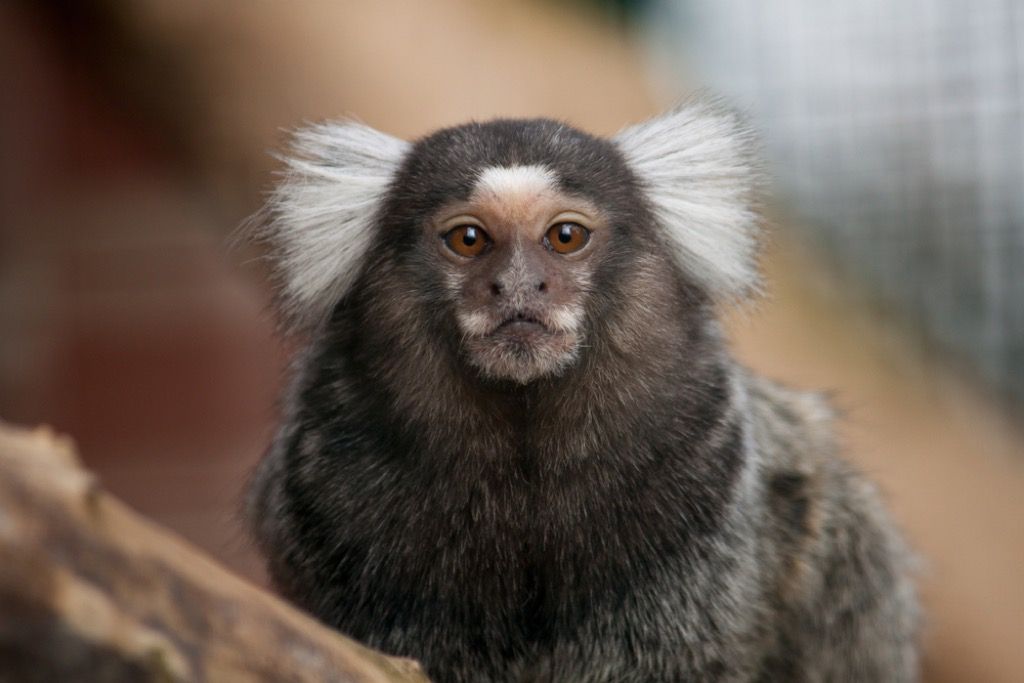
428,165 -> 607,384
357,115 -> 739,388
260,105 -> 760,390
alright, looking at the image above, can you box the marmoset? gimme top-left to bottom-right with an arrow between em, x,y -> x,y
246,99 -> 919,682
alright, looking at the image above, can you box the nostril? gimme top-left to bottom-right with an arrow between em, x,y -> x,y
490,283 -> 502,297
537,281 -> 547,293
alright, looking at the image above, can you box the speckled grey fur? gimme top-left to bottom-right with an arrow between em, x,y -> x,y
246,101 -> 919,682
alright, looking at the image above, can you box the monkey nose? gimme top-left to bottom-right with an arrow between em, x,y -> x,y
489,278 -> 547,298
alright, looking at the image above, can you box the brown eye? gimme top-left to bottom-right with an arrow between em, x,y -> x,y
545,222 -> 590,254
444,225 -> 490,258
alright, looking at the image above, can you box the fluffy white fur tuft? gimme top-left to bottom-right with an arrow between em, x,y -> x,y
261,121 -> 409,330
614,99 -> 762,300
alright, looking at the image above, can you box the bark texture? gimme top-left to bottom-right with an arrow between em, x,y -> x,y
0,421 -> 429,683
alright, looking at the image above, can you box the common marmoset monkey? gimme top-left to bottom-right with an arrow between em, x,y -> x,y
247,100 -> 919,682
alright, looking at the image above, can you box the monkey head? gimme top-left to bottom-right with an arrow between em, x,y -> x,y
256,100 -> 760,386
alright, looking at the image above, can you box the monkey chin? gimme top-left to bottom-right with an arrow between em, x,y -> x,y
464,323 -> 580,385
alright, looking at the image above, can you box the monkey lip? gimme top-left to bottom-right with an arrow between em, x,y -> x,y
493,314 -> 548,336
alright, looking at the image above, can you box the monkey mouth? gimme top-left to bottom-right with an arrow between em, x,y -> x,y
493,312 -> 548,337
464,309 -> 582,383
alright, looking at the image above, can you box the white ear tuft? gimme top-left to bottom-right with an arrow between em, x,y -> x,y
614,98 -> 762,301
259,121 -> 410,331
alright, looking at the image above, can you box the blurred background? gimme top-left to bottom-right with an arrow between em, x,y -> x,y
0,1 -> 1021,681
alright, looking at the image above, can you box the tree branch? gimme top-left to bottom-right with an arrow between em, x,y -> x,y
0,422 -> 429,682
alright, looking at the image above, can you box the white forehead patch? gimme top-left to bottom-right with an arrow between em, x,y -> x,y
473,165 -> 555,198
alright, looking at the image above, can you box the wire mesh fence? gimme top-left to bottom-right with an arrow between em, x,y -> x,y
647,0 -> 1024,408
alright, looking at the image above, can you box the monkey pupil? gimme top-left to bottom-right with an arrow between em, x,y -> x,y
558,225 -> 573,243
462,227 -> 477,246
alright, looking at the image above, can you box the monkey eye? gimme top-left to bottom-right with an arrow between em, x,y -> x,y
444,225 -> 491,258
545,222 -> 590,255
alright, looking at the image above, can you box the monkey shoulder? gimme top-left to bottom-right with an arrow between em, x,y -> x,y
743,374 -> 909,583
743,376 -> 838,562
743,375 -> 919,679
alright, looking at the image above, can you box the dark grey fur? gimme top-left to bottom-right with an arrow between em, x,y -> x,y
247,111 -> 920,682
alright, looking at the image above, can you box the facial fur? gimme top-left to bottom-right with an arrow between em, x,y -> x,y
344,117 -> 685,389
255,101 -> 762,373
434,165 -> 605,383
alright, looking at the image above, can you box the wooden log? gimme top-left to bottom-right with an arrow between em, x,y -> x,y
0,422 -> 429,683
